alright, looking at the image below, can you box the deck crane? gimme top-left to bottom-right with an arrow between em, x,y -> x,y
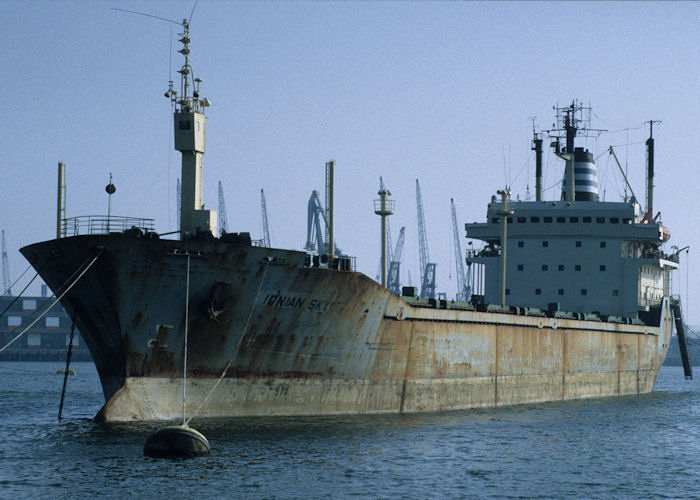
217,181 -> 229,235
2,230 -> 11,296
305,190 -> 343,256
387,226 -> 405,296
261,189 -> 271,247
416,179 -> 436,299
450,199 -> 470,301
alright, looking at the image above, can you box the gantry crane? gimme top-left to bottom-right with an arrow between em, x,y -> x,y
451,198 -> 470,301
261,189 -> 271,247
218,181 -> 229,235
387,226 -> 405,296
416,179 -> 436,299
2,230 -> 11,296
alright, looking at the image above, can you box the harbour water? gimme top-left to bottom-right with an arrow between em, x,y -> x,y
1,361 -> 698,499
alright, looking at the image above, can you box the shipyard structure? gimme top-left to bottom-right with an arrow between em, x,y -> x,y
19,21 -> 691,422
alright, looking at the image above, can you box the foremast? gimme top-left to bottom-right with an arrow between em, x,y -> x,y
165,20 -> 216,237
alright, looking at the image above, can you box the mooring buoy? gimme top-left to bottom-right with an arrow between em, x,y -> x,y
144,425 -> 211,458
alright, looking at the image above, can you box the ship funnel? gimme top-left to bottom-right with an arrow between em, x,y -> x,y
561,148 -> 599,202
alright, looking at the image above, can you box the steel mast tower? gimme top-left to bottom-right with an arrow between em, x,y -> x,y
165,20 -> 216,237
416,179 -> 436,299
374,178 -> 394,288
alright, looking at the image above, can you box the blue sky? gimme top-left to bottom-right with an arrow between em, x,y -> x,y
1,1 -> 698,319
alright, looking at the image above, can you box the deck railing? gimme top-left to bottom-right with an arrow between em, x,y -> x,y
62,216 -> 155,237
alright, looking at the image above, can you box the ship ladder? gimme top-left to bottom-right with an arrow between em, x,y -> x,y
58,318 -> 76,420
670,297 -> 693,380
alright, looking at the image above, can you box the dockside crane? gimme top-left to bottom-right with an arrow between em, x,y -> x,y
416,179 -> 436,299
305,190 -> 343,256
261,189 -> 271,247
218,181 -> 229,235
2,230 -> 11,296
387,226 -> 405,295
451,199 -> 470,301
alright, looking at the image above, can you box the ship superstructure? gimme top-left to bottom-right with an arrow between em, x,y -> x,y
467,103 -> 677,319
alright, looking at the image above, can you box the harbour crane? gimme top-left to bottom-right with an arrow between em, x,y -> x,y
261,189 -> 271,247
305,190 -> 343,256
218,181 -> 229,235
416,179 -> 436,299
451,198 -> 470,301
387,226 -> 405,296
2,230 -> 11,296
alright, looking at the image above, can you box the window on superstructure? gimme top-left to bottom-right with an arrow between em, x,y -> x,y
517,264 -> 524,271
544,216 -> 553,223
575,265 -> 581,271
570,217 -> 579,223
535,289 -> 542,295
600,241 -> 606,248
505,289 -> 510,295
557,217 -> 566,223
610,217 -> 619,224
583,216 -> 592,223
623,218 -> 631,224
518,217 -> 526,223
581,289 -> 587,295
518,241 -> 524,248
491,217 -> 500,224
542,241 -> 549,247
531,217 -> 540,223
558,289 -> 564,295
600,265 -> 606,271
612,289 -> 619,296
22,299 -> 36,311
558,265 -> 565,271
597,217 -> 605,223
576,241 -> 582,247
542,264 -> 548,271
507,217 -> 513,223
8,316 -> 21,327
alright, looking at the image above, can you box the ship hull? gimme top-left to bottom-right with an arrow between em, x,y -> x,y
21,235 -> 673,421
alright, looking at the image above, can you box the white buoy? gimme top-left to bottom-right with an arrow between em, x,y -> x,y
144,425 -> 210,458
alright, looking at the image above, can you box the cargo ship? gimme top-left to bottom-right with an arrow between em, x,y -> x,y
20,21 -> 692,422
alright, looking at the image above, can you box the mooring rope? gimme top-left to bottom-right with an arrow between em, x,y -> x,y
0,249 -> 103,353
0,269 -> 41,320
57,318 -> 76,420
185,260 -> 269,425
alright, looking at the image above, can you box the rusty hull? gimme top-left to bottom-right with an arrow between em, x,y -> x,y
21,234 -> 673,421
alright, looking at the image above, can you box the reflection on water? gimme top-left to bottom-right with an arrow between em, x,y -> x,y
1,362 -> 698,498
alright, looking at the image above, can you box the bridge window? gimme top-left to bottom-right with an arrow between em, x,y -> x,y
597,217 -> 605,223
544,216 -> 553,223
8,316 -> 21,327
583,216 -> 592,223
557,217 -> 566,223
530,217 -> 540,223
517,217 -> 526,223
610,217 -> 619,224
569,217 -> 579,223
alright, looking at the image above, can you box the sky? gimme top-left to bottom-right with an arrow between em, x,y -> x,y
1,1 -> 698,320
